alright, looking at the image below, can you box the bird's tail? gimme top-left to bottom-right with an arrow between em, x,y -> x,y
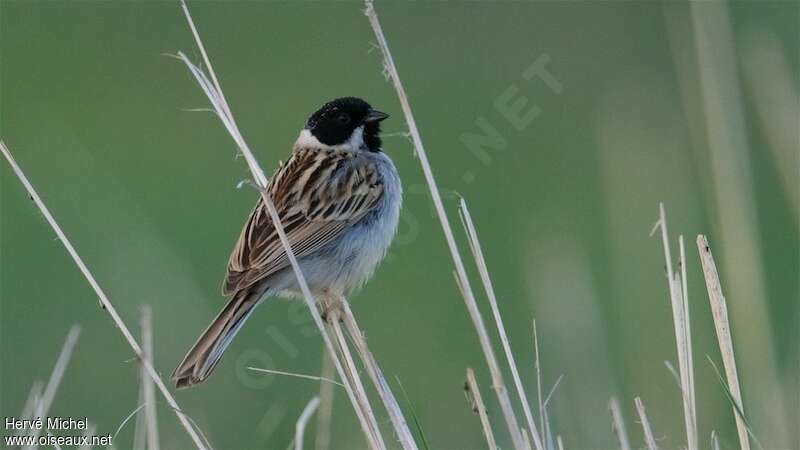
171,288 -> 261,388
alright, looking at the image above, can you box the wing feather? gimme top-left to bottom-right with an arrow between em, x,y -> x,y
222,147 -> 383,295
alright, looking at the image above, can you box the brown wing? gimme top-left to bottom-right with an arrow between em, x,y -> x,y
222,147 -> 384,296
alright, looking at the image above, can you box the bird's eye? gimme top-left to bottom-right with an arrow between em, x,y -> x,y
337,114 -> 350,124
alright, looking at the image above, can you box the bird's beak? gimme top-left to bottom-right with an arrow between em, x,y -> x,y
365,109 -> 389,123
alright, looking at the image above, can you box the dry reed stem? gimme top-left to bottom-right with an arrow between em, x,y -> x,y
295,397 -> 321,450
609,398 -> 631,450
141,306 -> 160,450
328,310 -> 386,450
23,326 -> 80,449
633,397 -> 658,450
464,368 -> 498,450
688,1 -> 788,441
652,204 -> 697,450
177,2 -> 404,447
458,199 -> 545,450
679,236 -> 697,428
340,301 -> 418,450
556,436 -> 564,450
364,2 -> 526,449
315,351 -> 336,450
697,235 -> 750,450
16,381 -> 43,438
0,142 -> 207,450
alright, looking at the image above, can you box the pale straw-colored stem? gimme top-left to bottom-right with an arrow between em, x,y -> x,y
609,397 -> 631,450
458,199 -> 545,450
314,351 -> 336,450
295,397 -> 321,450
176,2 -> 391,447
141,306 -> 160,450
0,142 -> 207,450
328,310 -> 386,450
23,325 -> 80,449
16,381 -> 43,438
697,235 -> 750,450
652,204 -> 696,450
364,3 -> 526,448
464,368 -> 498,450
247,366 -> 344,388
340,300 -> 418,450
634,397 -> 658,450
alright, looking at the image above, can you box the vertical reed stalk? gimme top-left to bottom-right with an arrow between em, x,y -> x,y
464,368 -> 498,450
364,3 -> 526,448
652,204 -> 697,450
315,351 -> 336,450
295,397 -> 321,450
697,235 -> 750,450
340,301 -> 419,450
633,397 -> 658,450
458,199 -> 545,450
609,398 -> 631,450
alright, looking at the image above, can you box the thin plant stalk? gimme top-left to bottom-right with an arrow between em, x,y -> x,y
464,368 -> 497,450
609,398 -> 631,450
652,204 -> 697,450
0,142 -> 207,450
296,397 -> 321,450
23,326 -> 80,449
247,366 -> 344,388
340,301 -> 419,450
697,235 -> 750,450
315,351 -> 336,450
532,320 -> 544,448
364,2 -> 526,449
141,306 -> 160,450
458,198 -> 545,450
634,397 -> 658,450
687,1 -> 787,441
16,381 -> 43,438
328,310 -> 386,450
177,2 -> 403,448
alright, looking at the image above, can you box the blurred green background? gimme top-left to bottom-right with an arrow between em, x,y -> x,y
1,1 -> 797,449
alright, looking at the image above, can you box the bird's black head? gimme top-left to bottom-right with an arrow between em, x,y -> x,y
304,97 -> 389,152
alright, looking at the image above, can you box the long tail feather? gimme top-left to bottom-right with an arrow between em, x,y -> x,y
172,288 -> 261,388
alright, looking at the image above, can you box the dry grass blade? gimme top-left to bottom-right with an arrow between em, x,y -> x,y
458,198 -> 545,450
315,351 -> 336,450
609,398 -> 631,450
16,381 -> 43,438
556,436 -> 564,450
697,235 -> 750,450
464,368 -> 498,450
247,367 -> 344,388
341,301 -> 419,450
634,397 -> 658,450
328,310 -> 386,450
0,142 -> 208,450
23,325 -> 80,449
652,204 -> 697,450
364,2 -> 526,449
296,397 -> 321,450
141,306 -> 160,450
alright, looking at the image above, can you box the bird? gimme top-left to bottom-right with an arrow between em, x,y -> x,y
172,97 -> 402,388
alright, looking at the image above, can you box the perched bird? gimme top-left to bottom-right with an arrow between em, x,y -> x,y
172,97 -> 401,388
